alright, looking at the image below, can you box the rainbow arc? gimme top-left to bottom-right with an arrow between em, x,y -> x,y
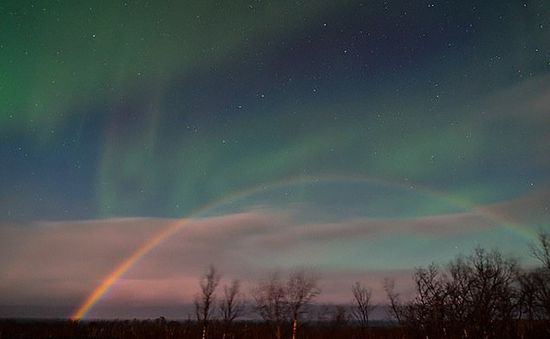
71,174 -> 535,320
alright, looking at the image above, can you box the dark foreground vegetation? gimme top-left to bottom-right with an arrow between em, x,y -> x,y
0,319 -> 406,339
1,318 -> 549,339
1,232 -> 549,339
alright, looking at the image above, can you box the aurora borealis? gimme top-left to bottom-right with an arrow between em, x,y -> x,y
1,0 -> 549,318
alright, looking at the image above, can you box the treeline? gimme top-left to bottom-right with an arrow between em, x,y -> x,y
1,232 -> 549,339
397,231 -> 550,339
191,232 -> 550,339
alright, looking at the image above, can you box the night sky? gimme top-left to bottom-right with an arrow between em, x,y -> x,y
1,0 -> 549,319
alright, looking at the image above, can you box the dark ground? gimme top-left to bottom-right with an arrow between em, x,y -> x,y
0,318 -> 403,339
2,319 -> 550,339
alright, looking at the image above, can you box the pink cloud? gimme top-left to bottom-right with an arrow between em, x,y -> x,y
0,192 -> 544,317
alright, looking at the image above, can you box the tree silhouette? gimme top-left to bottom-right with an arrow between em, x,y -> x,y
531,232 -> 550,271
526,231 -> 550,335
383,278 -> 402,324
194,265 -> 221,339
351,281 -> 376,336
252,272 -> 287,339
252,269 -> 320,339
219,279 -> 245,339
286,268 -> 320,339
401,248 -> 519,339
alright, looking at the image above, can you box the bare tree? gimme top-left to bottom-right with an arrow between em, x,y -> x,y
351,281 -> 376,334
383,277 -> 402,324
401,248 -> 521,339
402,263 -> 455,338
528,231 -> 550,334
253,269 -> 320,339
518,270 -> 541,336
531,231 -> 550,271
252,272 -> 287,339
286,268 -> 320,339
219,279 -> 245,339
194,265 -> 221,339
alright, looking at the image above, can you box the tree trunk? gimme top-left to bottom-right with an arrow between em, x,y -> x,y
292,318 -> 297,339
